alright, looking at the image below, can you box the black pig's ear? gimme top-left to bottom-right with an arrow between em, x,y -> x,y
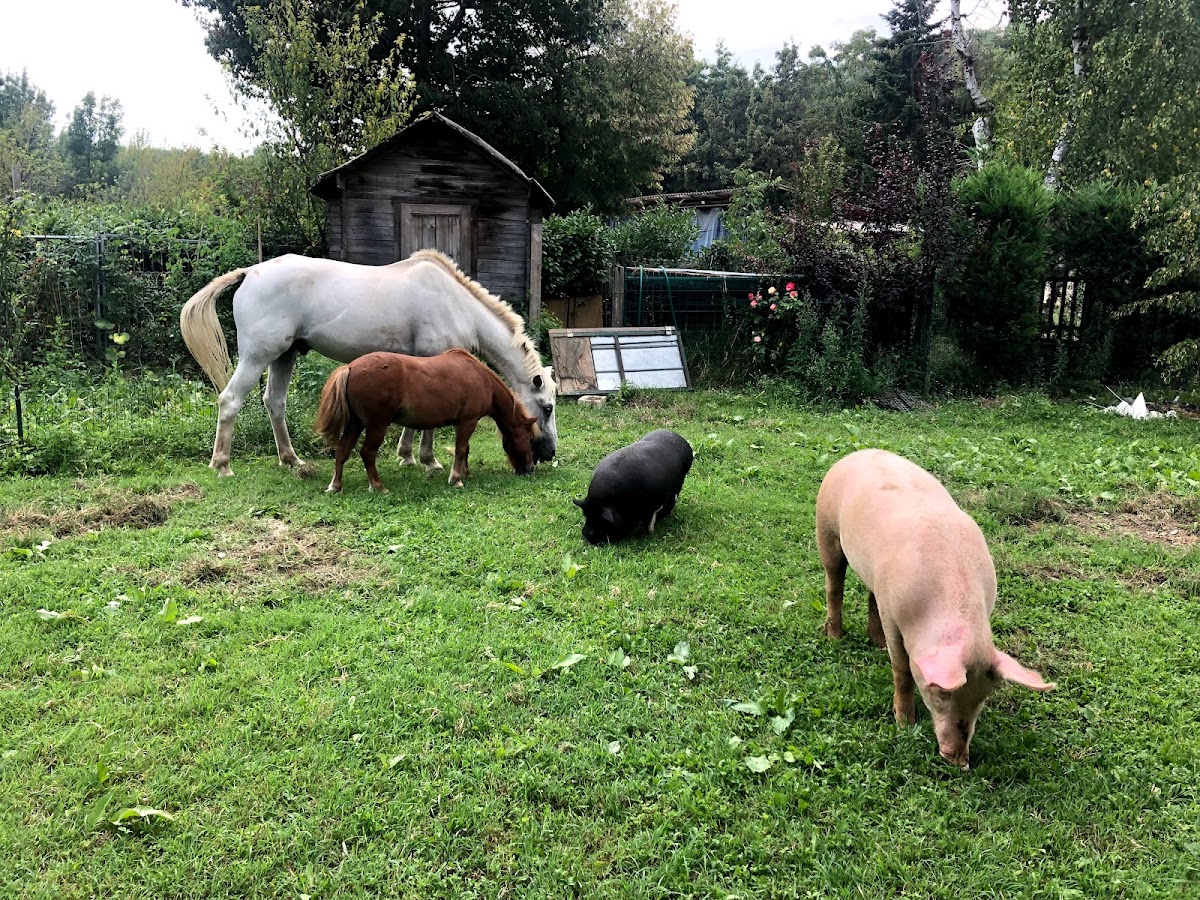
571,498 -> 587,510
600,507 -> 617,525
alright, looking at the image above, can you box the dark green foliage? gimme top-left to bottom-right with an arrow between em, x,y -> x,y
0,69 -> 62,195
1049,181 -> 1159,382
1124,173 -> 1200,384
1,199 -> 257,376
611,206 -> 697,266
664,47 -> 758,193
59,92 -> 124,197
943,164 -> 1054,389
541,209 -> 613,299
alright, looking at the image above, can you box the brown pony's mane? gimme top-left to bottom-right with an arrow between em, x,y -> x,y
410,250 -> 553,391
441,349 -> 532,422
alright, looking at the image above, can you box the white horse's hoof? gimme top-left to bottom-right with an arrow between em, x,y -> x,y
368,485 -> 390,494
212,464 -> 234,478
325,483 -> 341,493
424,461 -> 444,474
280,457 -> 305,468
398,457 -> 418,467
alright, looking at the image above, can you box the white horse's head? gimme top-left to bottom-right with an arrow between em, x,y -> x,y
522,365 -> 558,463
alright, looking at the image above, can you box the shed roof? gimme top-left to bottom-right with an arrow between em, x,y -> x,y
626,189 -> 734,210
309,111 -> 554,211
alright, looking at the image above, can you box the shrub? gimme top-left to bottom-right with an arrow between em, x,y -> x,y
734,279 -> 877,403
942,163 -> 1054,389
0,197 -> 257,375
611,205 -> 698,266
1050,180 -> 1156,383
698,169 -> 791,272
1120,174 -> 1200,385
541,209 -> 613,299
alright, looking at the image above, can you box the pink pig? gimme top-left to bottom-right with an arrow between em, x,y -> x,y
816,449 -> 1055,768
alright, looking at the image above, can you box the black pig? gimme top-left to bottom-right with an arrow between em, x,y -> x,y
572,430 -> 693,544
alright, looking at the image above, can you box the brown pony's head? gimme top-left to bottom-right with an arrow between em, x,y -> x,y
499,402 -> 539,476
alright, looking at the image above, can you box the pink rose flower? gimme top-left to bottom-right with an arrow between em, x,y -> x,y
753,335 -> 762,343
788,290 -> 798,299
785,282 -> 795,292
748,292 -> 755,300
769,303 -> 776,311
750,299 -> 757,307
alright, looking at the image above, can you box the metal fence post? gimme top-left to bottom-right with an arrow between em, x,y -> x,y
94,231 -> 105,355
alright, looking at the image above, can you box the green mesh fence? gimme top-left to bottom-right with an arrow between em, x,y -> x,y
622,267 -> 784,331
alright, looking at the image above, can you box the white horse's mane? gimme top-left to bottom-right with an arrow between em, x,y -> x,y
410,250 -> 552,389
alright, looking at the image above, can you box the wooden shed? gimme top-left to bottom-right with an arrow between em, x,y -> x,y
310,112 -> 555,318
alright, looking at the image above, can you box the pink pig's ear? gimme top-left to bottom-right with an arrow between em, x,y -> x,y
993,649 -> 1056,691
913,647 -> 967,691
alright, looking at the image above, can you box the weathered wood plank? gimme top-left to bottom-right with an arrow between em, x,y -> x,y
548,334 -> 597,394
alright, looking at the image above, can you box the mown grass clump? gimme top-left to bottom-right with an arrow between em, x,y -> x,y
1,386 -> 1199,898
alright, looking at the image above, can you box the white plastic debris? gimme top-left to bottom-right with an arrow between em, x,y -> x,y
1106,392 -> 1175,419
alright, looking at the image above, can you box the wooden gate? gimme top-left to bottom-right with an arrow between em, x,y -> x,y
1040,271 -> 1088,343
395,202 -> 475,274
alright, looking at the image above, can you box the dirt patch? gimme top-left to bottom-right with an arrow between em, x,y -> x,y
1067,493 -> 1200,548
0,484 -> 203,540
175,516 -> 377,594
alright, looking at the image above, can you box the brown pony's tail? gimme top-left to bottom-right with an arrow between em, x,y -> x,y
179,267 -> 249,391
313,365 -> 352,446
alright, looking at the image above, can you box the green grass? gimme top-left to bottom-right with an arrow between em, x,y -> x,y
2,386 -> 1199,898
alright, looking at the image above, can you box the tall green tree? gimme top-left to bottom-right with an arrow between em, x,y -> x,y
868,0 -> 944,148
60,92 -> 124,196
228,0 -> 416,248
662,46 -> 758,192
556,0 -> 695,208
182,0 -> 692,209
0,70 -> 61,195
999,0 -> 1200,187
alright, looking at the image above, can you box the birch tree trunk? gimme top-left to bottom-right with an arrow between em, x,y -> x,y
1044,0 -> 1089,190
949,0 -> 992,168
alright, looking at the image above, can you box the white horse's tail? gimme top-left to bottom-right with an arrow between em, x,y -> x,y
180,268 -> 249,391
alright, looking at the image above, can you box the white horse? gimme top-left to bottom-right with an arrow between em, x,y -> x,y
179,250 -> 558,477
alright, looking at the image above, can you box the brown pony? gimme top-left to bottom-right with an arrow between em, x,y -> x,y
313,349 -> 539,492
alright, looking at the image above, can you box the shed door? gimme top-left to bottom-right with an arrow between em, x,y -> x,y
396,202 -> 475,274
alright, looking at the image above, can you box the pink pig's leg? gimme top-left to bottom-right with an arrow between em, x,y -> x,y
866,593 -> 887,648
884,626 -> 917,725
818,533 -> 848,640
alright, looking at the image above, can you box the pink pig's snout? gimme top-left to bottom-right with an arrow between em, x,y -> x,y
934,717 -> 976,771
939,745 -> 971,770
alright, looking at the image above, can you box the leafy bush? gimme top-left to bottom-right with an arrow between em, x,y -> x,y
541,208 -> 613,299
731,279 -> 877,403
697,169 -> 791,273
1,197 -> 258,376
942,163 -> 1054,390
1050,181 -> 1156,383
1121,174 -> 1200,384
611,205 -> 698,265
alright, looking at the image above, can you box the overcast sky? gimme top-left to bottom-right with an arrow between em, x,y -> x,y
0,0 -> 1006,155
